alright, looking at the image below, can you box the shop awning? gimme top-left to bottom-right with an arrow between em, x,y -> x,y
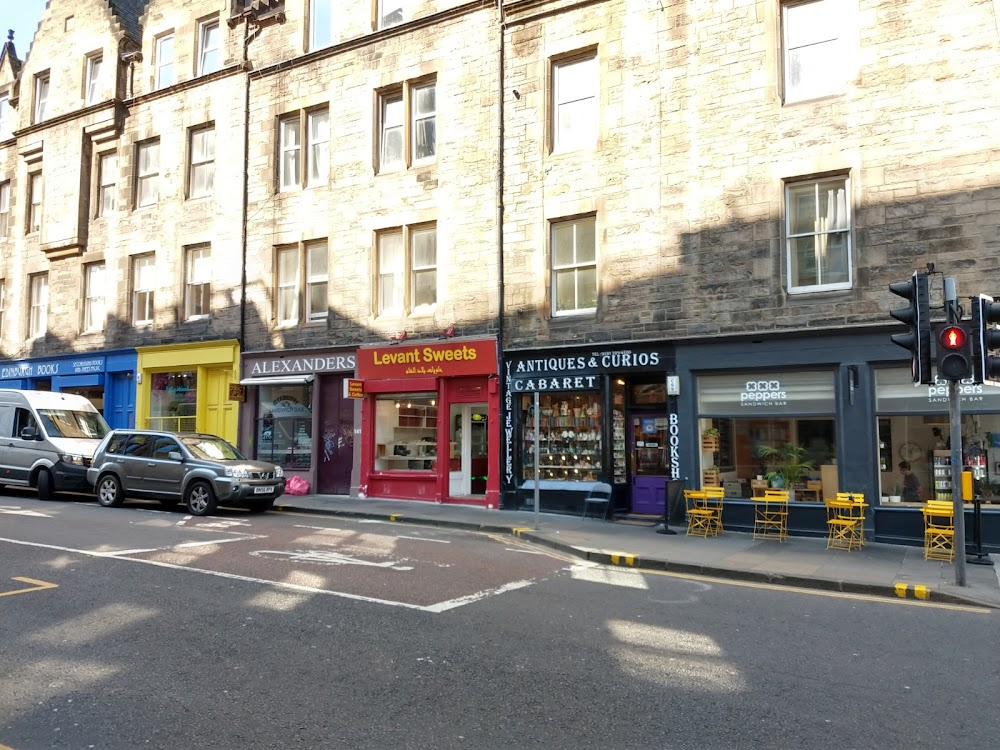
239,375 -> 315,386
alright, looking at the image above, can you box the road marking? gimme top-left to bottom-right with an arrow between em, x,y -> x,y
250,549 -> 414,570
0,536 -> 536,613
0,576 -> 58,597
570,564 -> 649,589
0,506 -> 50,517
176,535 -> 265,548
397,535 -> 449,544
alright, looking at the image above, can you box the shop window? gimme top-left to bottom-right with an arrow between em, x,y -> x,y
785,176 -> 851,293
255,382 -> 313,469
374,394 -> 437,472
522,392 -> 602,482
148,371 -> 197,431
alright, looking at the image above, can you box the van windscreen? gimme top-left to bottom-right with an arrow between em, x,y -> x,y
38,409 -> 111,440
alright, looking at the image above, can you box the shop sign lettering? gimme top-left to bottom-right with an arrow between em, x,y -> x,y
249,354 -> 356,376
668,412 -> 680,480
740,379 -> 788,407
357,339 -> 496,380
504,361 -> 514,486
927,377 -> 985,403
513,350 -> 661,376
509,375 -> 599,392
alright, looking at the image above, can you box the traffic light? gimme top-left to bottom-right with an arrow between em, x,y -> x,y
935,322 -> 973,381
970,294 -> 1000,385
889,273 -> 931,384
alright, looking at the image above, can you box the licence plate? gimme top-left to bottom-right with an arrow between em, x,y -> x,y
253,486 -> 274,494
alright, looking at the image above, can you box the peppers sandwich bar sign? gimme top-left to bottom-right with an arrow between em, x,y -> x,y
357,339 -> 497,380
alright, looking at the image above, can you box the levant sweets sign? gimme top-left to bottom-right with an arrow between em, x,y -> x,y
358,339 -> 497,380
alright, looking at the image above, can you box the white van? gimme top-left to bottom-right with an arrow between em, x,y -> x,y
0,389 -> 111,499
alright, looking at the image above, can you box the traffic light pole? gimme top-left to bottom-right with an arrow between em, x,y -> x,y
949,380 -> 967,587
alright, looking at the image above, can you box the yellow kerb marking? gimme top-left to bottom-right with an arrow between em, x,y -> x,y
0,577 -> 59,598
894,582 -> 908,598
914,585 -> 930,600
610,554 -> 636,567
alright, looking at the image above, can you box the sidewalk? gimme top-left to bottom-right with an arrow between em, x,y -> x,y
273,494 -> 1000,609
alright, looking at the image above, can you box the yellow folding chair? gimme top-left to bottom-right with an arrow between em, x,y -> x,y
922,501 -> 955,561
825,495 -> 862,550
684,488 -> 723,537
754,489 -> 789,541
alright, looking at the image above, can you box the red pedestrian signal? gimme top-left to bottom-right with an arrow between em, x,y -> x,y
934,322 -> 973,381
939,325 -> 967,350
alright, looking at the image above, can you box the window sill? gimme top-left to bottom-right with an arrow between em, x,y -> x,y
781,91 -> 845,108
786,284 -> 852,296
551,307 -> 597,319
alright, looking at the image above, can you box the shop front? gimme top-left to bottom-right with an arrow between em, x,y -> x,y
238,348 -> 356,495
502,343 -> 676,516
357,337 -> 499,507
0,349 -> 137,428
675,331 -> 998,549
135,340 -> 240,444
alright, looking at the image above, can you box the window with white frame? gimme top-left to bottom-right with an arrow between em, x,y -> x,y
27,173 -> 42,233
378,79 -> 436,171
136,139 -> 159,208
377,0 -> 408,29
551,216 -> 597,315
0,94 -> 11,140
185,245 -> 212,320
0,279 -> 5,339
131,253 -> 156,326
97,152 -> 117,216
85,53 -> 103,105
83,262 -> 106,333
0,181 -> 9,237
376,223 -> 436,316
275,239 -> 328,326
782,0 -> 842,103
155,33 -> 175,89
310,0 -> 333,50
28,273 -> 48,339
34,73 -> 49,123
785,176 -> 851,293
188,125 -> 215,198
278,108 -> 329,190
552,54 -> 597,152
198,19 -> 220,76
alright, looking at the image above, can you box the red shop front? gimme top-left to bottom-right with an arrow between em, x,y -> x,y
357,337 -> 500,507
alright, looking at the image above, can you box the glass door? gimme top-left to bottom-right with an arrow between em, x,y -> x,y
449,403 -> 488,496
630,414 -> 669,515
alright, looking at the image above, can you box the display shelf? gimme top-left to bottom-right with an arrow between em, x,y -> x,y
612,409 -> 626,485
932,450 -> 952,501
522,396 -> 603,482
375,402 -> 438,472
877,418 -> 892,472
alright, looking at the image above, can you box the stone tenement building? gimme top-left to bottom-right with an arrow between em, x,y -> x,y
0,0 -> 998,542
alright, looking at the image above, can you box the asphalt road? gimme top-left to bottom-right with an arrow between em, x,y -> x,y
1,492 -> 997,750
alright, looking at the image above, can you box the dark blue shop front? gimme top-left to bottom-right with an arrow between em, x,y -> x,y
0,349 -> 137,428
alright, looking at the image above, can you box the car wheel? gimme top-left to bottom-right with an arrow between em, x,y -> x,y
36,469 -> 56,501
247,498 -> 274,513
185,481 -> 218,516
96,474 -> 125,507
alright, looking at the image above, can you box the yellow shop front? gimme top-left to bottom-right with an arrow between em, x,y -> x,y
135,341 -> 241,444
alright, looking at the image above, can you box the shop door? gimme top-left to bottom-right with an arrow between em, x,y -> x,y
107,373 -> 135,428
449,403 -> 488,497
630,414 -> 669,515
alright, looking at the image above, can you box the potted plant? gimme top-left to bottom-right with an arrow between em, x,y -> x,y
757,443 -> 814,501
701,427 -> 720,451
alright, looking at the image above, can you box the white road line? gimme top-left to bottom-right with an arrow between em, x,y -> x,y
103,548 -> 159,556
397,535 -> 449,544
0,536 -> 534,613
504,547 -> 547,555
175,535 -> 265,548
425,579 -> 535,613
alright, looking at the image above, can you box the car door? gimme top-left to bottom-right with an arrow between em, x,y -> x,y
147,435 -> 184,499
0,404 -> 27,485
119,434 -> 154,495
3,407 -> 41,485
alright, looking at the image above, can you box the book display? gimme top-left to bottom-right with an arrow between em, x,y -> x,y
522,394 -> 603,481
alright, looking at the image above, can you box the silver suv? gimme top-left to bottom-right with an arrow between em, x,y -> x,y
87,430 -> 286,516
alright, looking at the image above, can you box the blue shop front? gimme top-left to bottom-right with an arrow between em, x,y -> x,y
0,349 -> 137,428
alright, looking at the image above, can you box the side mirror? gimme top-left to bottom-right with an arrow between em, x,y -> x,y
168,451 -> 183,461
20,426 -> 39,440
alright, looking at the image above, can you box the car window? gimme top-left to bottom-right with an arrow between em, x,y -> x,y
38,408 -> 110,439
13,408 -> 37,438
123,434 -> 153,458
151,436 -> 181,460
105,433 -> 129,455
181,435 -> 245,461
